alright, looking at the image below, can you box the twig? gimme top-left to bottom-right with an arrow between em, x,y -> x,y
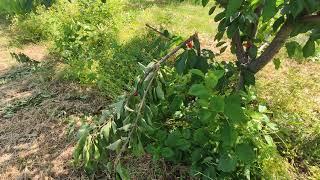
145,24 -> 171,39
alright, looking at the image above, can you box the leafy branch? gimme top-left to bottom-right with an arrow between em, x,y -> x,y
113,32 -> 199,172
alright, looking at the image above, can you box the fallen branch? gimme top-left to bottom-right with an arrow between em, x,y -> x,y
113,33 -> 199,174
137,33 -> 198,85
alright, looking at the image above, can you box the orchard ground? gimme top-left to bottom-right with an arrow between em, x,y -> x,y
0,1 -> 320,179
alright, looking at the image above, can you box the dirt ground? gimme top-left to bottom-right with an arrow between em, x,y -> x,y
0,21 -> 108,179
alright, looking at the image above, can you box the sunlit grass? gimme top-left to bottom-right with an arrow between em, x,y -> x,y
256,59 -> 320,178
119,2 -> 217,42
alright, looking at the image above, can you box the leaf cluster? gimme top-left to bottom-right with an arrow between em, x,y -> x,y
73,38 -> 279,179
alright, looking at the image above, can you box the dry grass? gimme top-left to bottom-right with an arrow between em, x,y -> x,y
0,22 -> 110,179
0,71 -> 109,179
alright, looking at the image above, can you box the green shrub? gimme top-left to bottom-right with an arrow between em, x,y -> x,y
10,0 -> 79,42
72,42 -> 285,178
0,0 -> 55,16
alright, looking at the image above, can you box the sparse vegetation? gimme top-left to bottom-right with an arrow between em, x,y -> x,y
0,0 -> 319,179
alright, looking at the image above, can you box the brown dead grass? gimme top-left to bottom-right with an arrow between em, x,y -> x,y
0,22 -> 110,179
0,75 -> 109,179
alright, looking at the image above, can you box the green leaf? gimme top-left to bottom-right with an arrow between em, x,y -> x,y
156,83 -> 165,100
165,131 -> 181,147
182,129 -> 191,139
273,58 -> 281,70
101,121 -> 112,141
227,24 -> 239,39
73,133 -> 88,164
191,149 -> 203,162
214,12 -> 225,22
217,153 -> 237,172
170,95 -> 183,112
285,41 -> 300,58
216,41 -> 226,47
243,70 -> 256,86
224,94 -> 245,122
303,39 -> 316,58
190,69 -> 205,77
193,128 -> 209,145
258,105 -> 268,113
262,0 -> 277,22
107,139 -> 122,151
235,143 -> 256,163
175,51 -> 188,74
205,72 -> 218,89
193,37 -> 201,54
289,0 -> 304,17
248,45 -> 258,59
273,16 -> 284,32
165,131 -> 190,150
209,95 -> 224,112
209,6 -> 216,15
161,147 -> 175,158
83,135 -> 92,167
202,0 -> 209,7
203,166 -> 216,179
264,135 -> 275,146
111,97 -> 125,120
77,124 -> 90,139
215,31 -> 225,41
94,144 -> 100,160
186,49 -> 198,69
220,123 -> 238,147
220,46 -> 228,54
116,163 -> 130,180
199,109 -> 213,123
176,138 -> 191,151
189,84 -> 210,99
225,0 -> 243,17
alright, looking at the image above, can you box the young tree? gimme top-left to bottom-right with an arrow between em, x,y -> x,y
201,0 -> 320,88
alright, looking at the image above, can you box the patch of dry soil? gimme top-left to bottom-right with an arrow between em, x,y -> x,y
0,20 -> 107,179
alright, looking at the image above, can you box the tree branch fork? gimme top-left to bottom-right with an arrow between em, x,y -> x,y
235,14 -> 320,74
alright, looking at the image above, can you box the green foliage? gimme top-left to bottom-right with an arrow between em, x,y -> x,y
0,0 -> 55,16
200,0 -> 320,62
10,0 -> 79,42
11,0 -> 188,98
7,0 -> 320,178
73,40 -> 281,178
